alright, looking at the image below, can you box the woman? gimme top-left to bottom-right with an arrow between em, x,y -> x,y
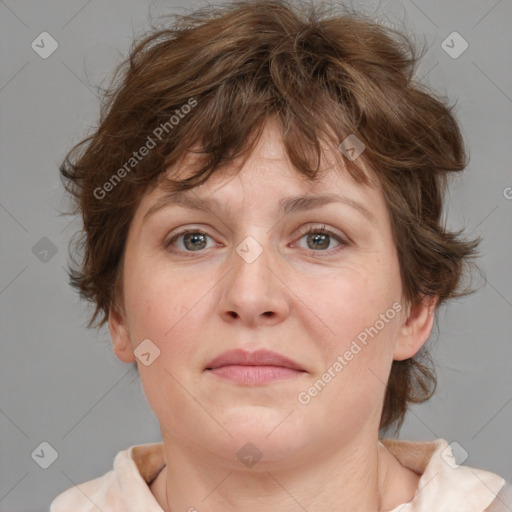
51,1 -> 511,510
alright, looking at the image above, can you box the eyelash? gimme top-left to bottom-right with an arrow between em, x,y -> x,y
165,224 -> 348,257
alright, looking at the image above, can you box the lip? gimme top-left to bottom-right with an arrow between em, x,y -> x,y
205,349 -> 306,385
205,349 -> 305,371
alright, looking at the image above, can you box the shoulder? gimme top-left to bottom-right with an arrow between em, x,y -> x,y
49,446 -> 135,511
49,443 -> 165,512
484,481 -> 512,512
50,471 -> 120,512
382,438 -> 509,512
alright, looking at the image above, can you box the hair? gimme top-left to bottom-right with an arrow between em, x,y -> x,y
60,0 -> 481,435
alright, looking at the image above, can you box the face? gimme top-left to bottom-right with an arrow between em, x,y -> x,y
109,119 -> 433,467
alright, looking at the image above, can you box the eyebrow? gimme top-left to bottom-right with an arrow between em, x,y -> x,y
142,190 -> 376,225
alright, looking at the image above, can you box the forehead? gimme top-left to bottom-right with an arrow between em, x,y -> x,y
137,122 -> 381,228
170,118 -> 375,182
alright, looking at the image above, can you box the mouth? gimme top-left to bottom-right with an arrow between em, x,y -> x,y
205,349 -> 307,385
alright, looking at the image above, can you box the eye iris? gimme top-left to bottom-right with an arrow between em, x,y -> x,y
184,232 -> 207,251
307,232 -> 329,250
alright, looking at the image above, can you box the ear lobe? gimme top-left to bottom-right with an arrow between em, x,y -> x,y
394,295 -> 438,361
108,307 -> 136,364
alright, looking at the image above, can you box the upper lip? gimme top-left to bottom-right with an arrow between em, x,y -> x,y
205,349 -> 305,372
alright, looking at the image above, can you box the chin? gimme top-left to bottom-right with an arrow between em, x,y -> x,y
215,408 -> 310,447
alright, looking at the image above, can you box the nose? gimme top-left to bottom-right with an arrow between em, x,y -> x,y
218,234 -> 290,327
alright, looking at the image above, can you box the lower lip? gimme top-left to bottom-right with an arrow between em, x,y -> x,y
207,365 -> 304,384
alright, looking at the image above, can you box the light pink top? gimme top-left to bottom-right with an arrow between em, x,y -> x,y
50,438 -> 511,511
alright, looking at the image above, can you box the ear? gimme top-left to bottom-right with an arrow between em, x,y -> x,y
108,306 -> 136,364
394,295 -> 438,361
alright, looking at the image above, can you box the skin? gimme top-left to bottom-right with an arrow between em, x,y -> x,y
109,118 -> 437,512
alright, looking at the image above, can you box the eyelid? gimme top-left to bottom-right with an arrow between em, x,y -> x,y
164,225 -> 218,248
294,223 -> 349,244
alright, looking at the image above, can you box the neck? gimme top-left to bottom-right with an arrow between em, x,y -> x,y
150,432 -> 420,512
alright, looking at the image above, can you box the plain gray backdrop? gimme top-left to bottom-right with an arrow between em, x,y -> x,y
1,0 -> 511,510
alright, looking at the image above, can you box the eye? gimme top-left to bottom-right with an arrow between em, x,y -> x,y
165,224 -> 348,257
294,224 -> 347,254
165,228 -> 216,255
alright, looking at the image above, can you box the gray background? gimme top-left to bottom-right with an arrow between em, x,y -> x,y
1,0 -> 511,510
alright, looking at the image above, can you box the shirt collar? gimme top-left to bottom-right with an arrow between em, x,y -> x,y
120,438 -> 505,512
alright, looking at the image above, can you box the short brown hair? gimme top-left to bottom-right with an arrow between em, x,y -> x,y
60,0 -> 481,434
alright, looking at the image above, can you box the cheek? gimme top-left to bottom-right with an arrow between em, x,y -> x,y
298,258 -> 401,344
123,253 -> 190,333
123,268 -> 208,425
300,275 -> 401,431
123,259 -> 214,371
298,262 -> 403,407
